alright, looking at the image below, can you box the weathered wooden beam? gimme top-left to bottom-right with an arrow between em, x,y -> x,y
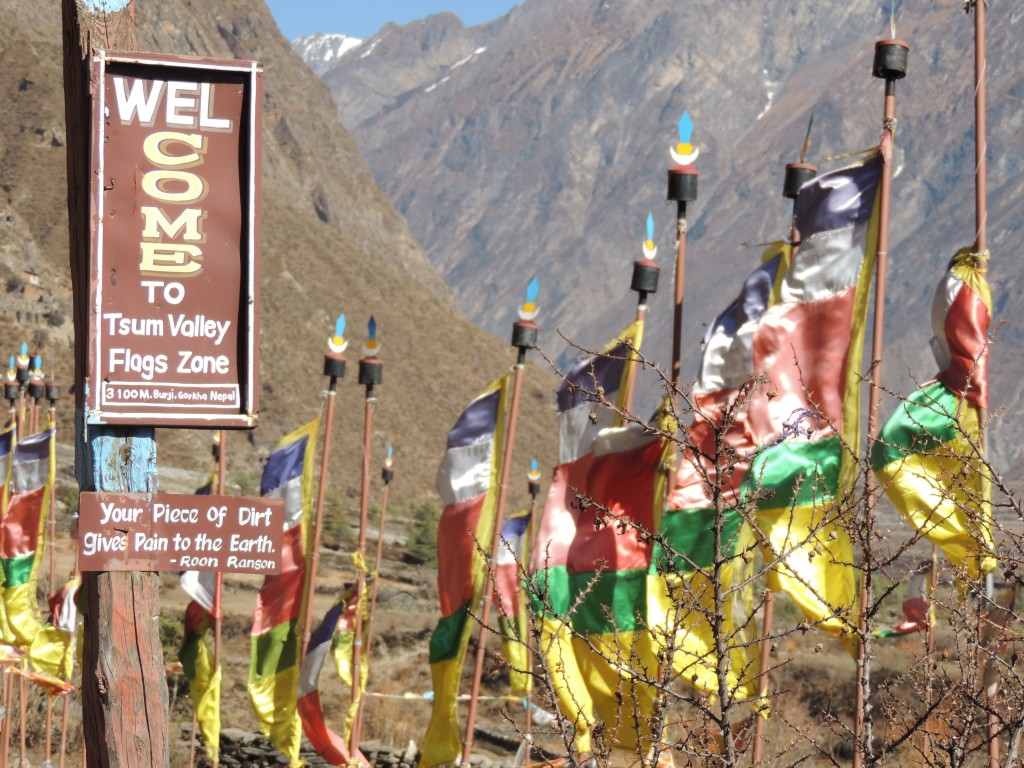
62,3 -> 169,766
78,430 -> 168,768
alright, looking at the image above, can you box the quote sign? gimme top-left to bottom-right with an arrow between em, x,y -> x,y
87,52 -> 263,427
78,492 -> 284,574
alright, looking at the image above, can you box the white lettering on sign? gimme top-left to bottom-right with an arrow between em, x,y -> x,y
167,315 -> 231,345
177,351 -> 229,375
98,501 -> 143,525
179,555 -> 219,569
82,531 -> 127,557
229,534 -> 275,553
152,503 -> 199,524
134,533 -> 169,553
238,506 -> 273,527
108,348 -> 168,381
112,78 -> 234,131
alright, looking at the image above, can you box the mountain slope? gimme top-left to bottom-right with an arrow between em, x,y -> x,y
0,0 -> 557,505
310,0 -> 1024,475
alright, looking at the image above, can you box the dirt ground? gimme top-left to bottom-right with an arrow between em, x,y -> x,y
10,537 -> 1017,768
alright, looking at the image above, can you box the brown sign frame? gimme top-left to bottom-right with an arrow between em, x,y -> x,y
78,492 -> 284,574
86,51 -> 262,428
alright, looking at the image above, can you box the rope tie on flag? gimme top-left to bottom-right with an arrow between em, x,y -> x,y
883,116 -> 898,134
351,551 -> 367,573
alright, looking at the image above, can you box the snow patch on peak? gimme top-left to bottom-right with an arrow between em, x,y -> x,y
291,33 -> 363,76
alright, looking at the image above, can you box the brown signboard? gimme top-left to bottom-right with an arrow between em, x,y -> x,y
78,492 -> 283,574
87,52 -> 263,427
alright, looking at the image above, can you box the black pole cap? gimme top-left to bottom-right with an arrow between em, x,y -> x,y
359,357 -> 383,387
324,353 -> 347,379
783,163 -> 818,200
631,260 -> 661,295
45,382 -> 60,402
511,319 -> 538,350
4,382 -> 18,401
27,381 -> 44,400
667,165 -> 699,203
528,480 -> 541,498
382,467 -> 394,484
873,39 -> 909,80
15,367 -> 28,385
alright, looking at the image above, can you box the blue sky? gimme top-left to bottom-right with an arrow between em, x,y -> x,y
265,1 -> 522,41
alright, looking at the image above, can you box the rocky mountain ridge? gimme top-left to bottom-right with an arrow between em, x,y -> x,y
0,0 -> 558,503
303,0 -> 1024,477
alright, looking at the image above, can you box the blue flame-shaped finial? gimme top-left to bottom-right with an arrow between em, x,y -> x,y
646,213 -> 655,242
678,111 -> 693,144
670,111 -> 699,164
368,315 -> 377,341
7,356 -> 13,371
387,444 -> 393,460
519,276 -> 540,320
528,457 -> 541,482
32,356 -> 41,369
328,313 -> 349,353
531,458 -> 538,473
19,342 -> 27,357
526,277 -> 539,305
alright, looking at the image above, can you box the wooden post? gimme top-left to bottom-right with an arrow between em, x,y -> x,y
63,3 -> 169,766
461,320 -> 533,765
854,38 -> 908,768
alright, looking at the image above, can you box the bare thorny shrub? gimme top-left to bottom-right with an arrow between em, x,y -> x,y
479,338 -> 1024,768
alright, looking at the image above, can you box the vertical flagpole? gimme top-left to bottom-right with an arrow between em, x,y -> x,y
43,377 -> 61,767
666,113 -> 699,397
362,446 -> 393,664
623,214 -> 661,414
522,464 -> 541,767
349,318 -> 383,755
302,315 -> 349,662
352,445 -> 394,742
751,157 -> 817,765
854,37 -> 909,768
967,1 -> 998,763
27,358 -> 43,437
15,345 -> 29,437
210,431 -> 226,768
461,290 -> 538,766
0,666 -> 10,768
4,359 -> 17,440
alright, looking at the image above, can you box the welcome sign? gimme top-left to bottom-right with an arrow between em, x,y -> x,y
87,52 -> 263,427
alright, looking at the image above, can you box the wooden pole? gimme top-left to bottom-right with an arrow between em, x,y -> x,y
965,1 -> 998,762
45,396 -> 58,766
462,334 -> 531,765
522,479 -> 540,767
669,197 -> 690,395
59,689 -> 71,768
751,159 -> 816,764
210,433 -> 226,768
349,361 -> 380,755
64,2 -> 169,766
18,674 -> 27,768
0,665 -> 11,768
301,357 -> 344,661
623,216 -> 661,415
854,38 -> 907,768
352,454 -> 393,741
363,459 -> 392,668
